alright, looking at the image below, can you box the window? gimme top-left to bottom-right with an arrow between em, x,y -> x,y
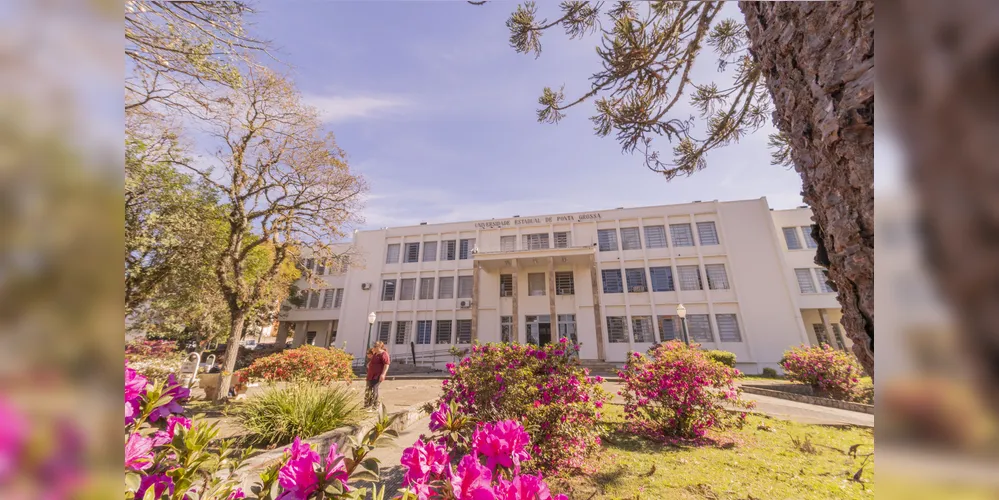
386,244 -> 400,264
831,324 -> 847,350
783,227 -> 802,250
677,265 -> 703,290
704,264 -> 730,290
404,243 -> 420,263
649,266 -> 675,292
459,238 -> 475,259
330,320 -> 338,344
601,269 -> 623,293
441,240 -> 457,260
306,331 -> 317,346
632,316 -> 655,343
456,320 -> 472,344
528,273 -> 546,296
607,317 -> 627,343
316,261 -> 326,275
812,323 -> 831,346
554,231 -> 570,248
625,268 -> 647,292
304,258 -> 315,273
334,288 -> 343,308
457,276 -> 473,298
500,274 -> 513,297
308,290 -> 320,309
558,314 -> 577,343
522,233 -> 550,250
801,225 -> 818,248
817,269 -> 836,293
381,279 -> 397,301
416,320 -> 432,345
500,316 -> 513,343
435,320 -> 452,344
322,288 -> 335,309
423,241 -> 438,262
670,223 -> 695,247
620,227 -> 642,250
377,321 -> 391,344
500,236 -> 516,252
399,278 -> 416,300
697,221 -> 720,245
555,271 -> 574,295
394,321 -> 410,345
419,277 -> 435,300
597,229 -> 618,251
644,225 -> 667,248
658,316 -> 678,342
688,314 -> 713,342
716,314 -> 742,342
795,268 -> 817,293
439,276 -> 455,299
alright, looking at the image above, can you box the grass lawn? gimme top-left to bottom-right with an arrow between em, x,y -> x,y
553,405 -> 874,500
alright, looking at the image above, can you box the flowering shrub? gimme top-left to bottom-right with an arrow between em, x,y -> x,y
125,340 -> 187,381
124,360 -> 393,500
397,419 -> 568,500
240,345 -> 353,385
618,342 -> 753,439
780,344 -> 864,401
126,340 -> 179,356
439,340 -> 607,474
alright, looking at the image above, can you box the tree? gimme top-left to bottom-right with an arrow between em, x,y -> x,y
482,1 -> 874,375
179,68 -> 366,400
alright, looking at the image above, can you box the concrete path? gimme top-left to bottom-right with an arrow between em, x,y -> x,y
360,415 -> 431,496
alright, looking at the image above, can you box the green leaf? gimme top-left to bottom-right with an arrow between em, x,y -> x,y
125,472 -> 141,492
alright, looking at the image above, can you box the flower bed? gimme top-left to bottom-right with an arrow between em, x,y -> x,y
238,345 -> 354,385
438,340 -> 607,474
780,344 -> 864,402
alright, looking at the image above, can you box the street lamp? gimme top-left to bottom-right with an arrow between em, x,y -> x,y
676,304 -> 691,346
366,312 -> 377,349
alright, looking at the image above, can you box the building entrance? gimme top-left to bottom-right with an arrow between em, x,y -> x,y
525,315 -> 552,346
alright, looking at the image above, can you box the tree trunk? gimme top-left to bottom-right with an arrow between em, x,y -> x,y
214,309 -> 247,401
741,1 -> 875,376
877,0 -> 999,411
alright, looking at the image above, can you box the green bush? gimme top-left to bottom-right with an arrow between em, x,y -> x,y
704,349 -> 736,368
761,367 -> 779,378
233,383 -> 363,446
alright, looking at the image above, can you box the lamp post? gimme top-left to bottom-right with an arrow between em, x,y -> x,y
366,312 -> 376,349
676,304 -> 691,346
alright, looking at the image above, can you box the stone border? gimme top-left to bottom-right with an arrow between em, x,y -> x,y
742,384 -> 874,415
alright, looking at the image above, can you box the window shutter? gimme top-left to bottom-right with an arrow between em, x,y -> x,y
705,264 -> 730,290
606,317 -> 627,343
677,266 -> 703,290
795,269 -> 816,293
687,314 -> 713,342
438,277 -> 455,299
456,320 -> 472,344
601,269 -> 623,293
625,268 -> 647,292
644,226 -> 667,248
669,224 -> 695,246
457,276 -> 473,298
783,227 -> 802,250
597,229 -> 618,252
399,278 -> 416,300
696,222 -> 719,245
499,274 -> 513,297
716,314 -> 741,342
620,227 -> 642,250
649,267 -> 674,291
555,271 -> 574,295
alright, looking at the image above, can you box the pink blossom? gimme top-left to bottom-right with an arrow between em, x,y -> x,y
135,473 -> 174,499
228,488 -> 246,499
167,415 -> 192,437
472,420 -> 531,472
124,363 -> 147,425
323,443 -> 350,491
149,374 -> 191,422
493,473 -> 563,500
429,403 -> 449,432
0,398 -> 28,482
276,437 -> 320,499
449,454 -> 495,500
124,432 -> 153,471
400,438 -> 449,486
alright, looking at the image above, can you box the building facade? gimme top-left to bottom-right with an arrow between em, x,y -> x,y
275,197 -> 847,374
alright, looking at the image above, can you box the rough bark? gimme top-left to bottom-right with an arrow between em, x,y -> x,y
741,2 -> 875,375
877,0 -> 999,410
216,309 -> 246,401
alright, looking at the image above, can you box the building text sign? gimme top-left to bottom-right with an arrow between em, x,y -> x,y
474,212 -> 603,230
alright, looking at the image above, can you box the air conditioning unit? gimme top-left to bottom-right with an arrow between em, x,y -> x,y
360,283 -> 371,291
459,300 -> 472,309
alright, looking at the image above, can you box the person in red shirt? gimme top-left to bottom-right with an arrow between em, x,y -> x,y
364,341 -> 390,411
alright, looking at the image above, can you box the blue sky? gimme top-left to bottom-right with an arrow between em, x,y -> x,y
248,1 -> 809,231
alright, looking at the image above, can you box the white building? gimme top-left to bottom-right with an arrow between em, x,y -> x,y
276,197 -> 847,374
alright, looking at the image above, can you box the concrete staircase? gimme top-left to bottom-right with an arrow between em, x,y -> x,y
577,359 -> 624,378
352,362 -> 441,378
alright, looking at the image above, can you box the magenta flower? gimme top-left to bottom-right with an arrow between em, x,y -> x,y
429,403 -> 449,432
276,437 -> 320,499
167,415 -> 192,437
472,420 -> 531,472
493,473 -> 563,500
149,374 -> 191,422
124,363 -> 147,425
449,454 -> 495,500
400,438 -> 449,486
323,443 -> 350,491
135,473 -> 174,499
0,398 -> 27,483
228,488 -> 246,499
124,432 -> 153,471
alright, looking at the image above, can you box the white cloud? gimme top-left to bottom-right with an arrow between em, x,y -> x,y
302,94 -> 411,123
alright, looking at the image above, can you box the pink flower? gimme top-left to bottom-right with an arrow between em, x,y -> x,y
149,374 -> 191,422
135,473 -> 174,499
472,420 -> 531,473
0,398 -> 28,482
429,403 -> 449,432
124,432 -> 153,471
323,443 -> 350,491
124,363 -> 147,425
167,415 -> 192,437
449,454 -> 495,500
400,438 -> 449,487
276,437 -> 320,499
229,488 -> 246,499
493,473 -> 562,500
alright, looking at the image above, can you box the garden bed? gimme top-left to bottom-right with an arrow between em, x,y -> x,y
742,383 -> 875,415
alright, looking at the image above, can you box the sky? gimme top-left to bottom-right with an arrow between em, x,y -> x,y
246,1 -> 813,232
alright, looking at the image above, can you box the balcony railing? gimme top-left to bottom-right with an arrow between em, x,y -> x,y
473,244 -> 594,256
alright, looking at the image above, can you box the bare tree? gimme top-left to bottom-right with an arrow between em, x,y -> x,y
479,1 -> 874,375
180,68 -> 366,399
